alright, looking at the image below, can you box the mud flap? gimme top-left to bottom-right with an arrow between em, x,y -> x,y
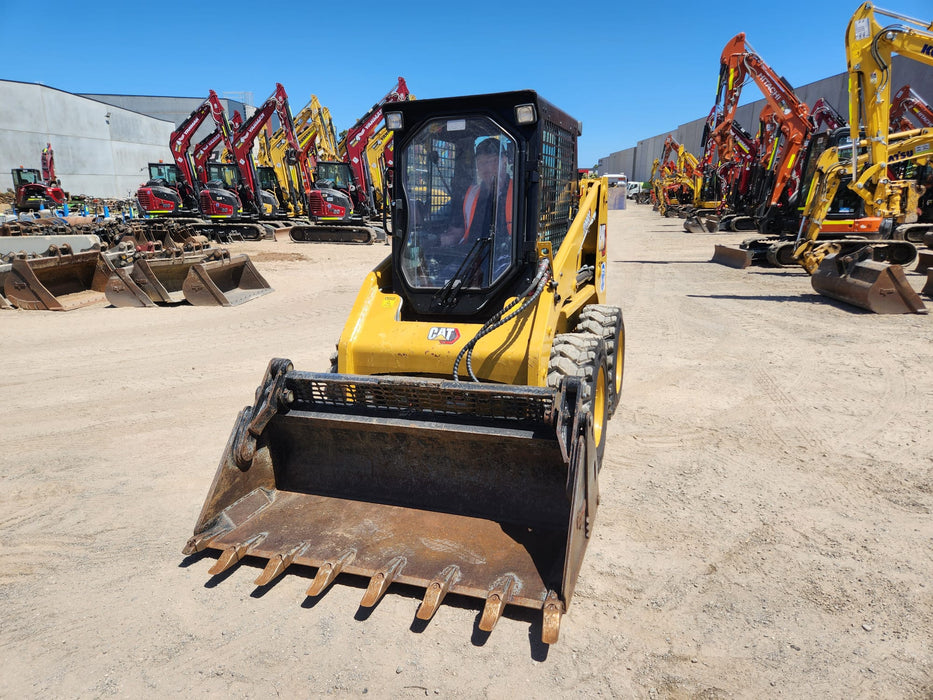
184,361 -> 598,643
182,254 -> 273,306
4,249 -> 112,311
811,251 -> 927,314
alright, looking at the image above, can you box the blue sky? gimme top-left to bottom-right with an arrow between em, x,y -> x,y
2,0 -> 931,168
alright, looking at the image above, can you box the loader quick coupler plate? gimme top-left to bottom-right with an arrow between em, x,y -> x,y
185,360 -> 600,643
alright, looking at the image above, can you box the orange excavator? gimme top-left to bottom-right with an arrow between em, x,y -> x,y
707,33 -> 817,266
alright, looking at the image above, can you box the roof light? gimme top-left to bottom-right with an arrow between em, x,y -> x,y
515,104 -> 537,125
385,111 -> 403,131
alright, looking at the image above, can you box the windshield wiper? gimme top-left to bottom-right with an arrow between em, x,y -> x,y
432,235 -> 490,309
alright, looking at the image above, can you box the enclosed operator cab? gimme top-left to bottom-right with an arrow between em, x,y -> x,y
385,90 -> 581,321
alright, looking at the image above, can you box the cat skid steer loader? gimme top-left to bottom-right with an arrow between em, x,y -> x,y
184,91 -> 625,644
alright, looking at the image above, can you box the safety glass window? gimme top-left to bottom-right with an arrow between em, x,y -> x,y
398,117 -> 516,291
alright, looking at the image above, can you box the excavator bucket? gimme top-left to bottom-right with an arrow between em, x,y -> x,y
711,243 -> 753,268
184,360 -> 598,644
811,252 -> 927,314
4,249 -> 112,311
915,250 -> 933,275
181,254 -> 273,306
922,269 -> 933,299
106,252 -> 215,307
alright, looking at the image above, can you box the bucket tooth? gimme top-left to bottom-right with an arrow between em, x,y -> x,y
478,575 -> 517,633
182,522 -> 235,555
207,533 -> 267,576
416,565 -> 462,621
306,549 -> 357,597
254,542 -> 311,586
541,590 -> 565,645
359,556 -> 406,608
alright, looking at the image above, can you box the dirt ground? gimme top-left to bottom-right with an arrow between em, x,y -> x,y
1,204 -> 931,698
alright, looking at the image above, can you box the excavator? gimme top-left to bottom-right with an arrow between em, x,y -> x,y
706,33 -> 816,267
135,92 -> 251,236
12,143 -> 67,212
287,79 -> 412,244
183,90 -> 624,644
789,2 -> 933,314
336,76 -> 412,218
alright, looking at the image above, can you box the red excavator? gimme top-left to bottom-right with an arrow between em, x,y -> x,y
136,92 -> 242,221
12,143 -> 67,212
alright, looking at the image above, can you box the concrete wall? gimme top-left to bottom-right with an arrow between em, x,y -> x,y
79,94 -> 250,152
600,55 -> 933,182
0,80 -> 176,199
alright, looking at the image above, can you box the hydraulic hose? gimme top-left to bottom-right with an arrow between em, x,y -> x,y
453,257 -> 552,382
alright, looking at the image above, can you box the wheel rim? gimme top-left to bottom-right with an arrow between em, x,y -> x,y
594,364 -> 607,448
612,342 -> 623,396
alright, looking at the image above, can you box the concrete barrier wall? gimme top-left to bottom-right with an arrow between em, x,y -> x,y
0,80 -> 175,199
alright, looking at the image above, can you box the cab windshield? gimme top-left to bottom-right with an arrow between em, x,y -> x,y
316,162 -> 352,189
399,116 -> 516,290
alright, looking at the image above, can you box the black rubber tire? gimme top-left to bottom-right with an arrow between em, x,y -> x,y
547,333 -> 610,466
574,305 -> 624,416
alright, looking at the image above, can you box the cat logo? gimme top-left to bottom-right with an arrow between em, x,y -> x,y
427,326 -> 460,344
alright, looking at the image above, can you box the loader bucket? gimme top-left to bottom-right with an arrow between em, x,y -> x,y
711,244 -> 752,268
105,253 -> 208,307
184,360 -> 598,644
182,254 -> 272,306
4,249 -> 110,311
811,252 -> 927,314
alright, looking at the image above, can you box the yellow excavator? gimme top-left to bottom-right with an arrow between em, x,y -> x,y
183,90 -> 624,644
791,2 -> 933,314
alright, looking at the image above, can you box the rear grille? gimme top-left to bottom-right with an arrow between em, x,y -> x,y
308,191 -> 325,216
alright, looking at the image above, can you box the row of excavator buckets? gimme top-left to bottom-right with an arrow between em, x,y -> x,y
0,218 -> 272,310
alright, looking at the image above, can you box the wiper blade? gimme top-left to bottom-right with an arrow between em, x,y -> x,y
432,236 -> 490,309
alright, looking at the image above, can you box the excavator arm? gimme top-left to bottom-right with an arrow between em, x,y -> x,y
339,77 -> 412,216
713,34 -> 813,211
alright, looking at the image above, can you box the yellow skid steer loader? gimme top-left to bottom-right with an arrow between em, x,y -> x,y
184,91 -> 624,644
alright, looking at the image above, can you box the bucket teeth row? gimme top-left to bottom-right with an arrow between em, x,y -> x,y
197,548 -> 566,643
